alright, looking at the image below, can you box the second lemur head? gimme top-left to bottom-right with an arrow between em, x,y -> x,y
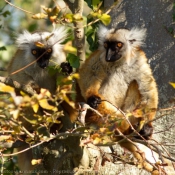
98,25 -> 146,64
16,26 -> 68,69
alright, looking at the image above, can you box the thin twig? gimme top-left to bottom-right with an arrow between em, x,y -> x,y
4,0 -> 34,15
115,128 -> 159,172
0,152 -> 4,175
2,140 -> 45,157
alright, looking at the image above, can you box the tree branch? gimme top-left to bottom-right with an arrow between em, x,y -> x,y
73,0 -> 85,67
0,76 -> 36,96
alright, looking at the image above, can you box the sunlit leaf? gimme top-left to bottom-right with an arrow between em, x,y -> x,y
46,117 -> 61,124
93,137 -> 101,144
73,13 -> 83,21
99,127 -> 108,133
99,14 -> 111,26
49,16 -> 57,22
64,42 -> 77,55
23,116 -> 38,125
40,88 -> 51,97
31,159 -> 42,165
0,83 -> 14,93
32,103 -> 39,113
12,126 -> 21,134
51,6 -> 61,16
34,42 -> 45,48
92,0 -> 101,8
64,13 -> 74,23
71,73 -> 80,79
90,11 -> 98,18
39,99 -> 57,111
32,13 -> 48,19
41,6 -> 52,13
10,109 -> 20,119
169,82 -> 175,88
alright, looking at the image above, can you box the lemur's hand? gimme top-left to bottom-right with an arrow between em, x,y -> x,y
87,95 -> 101,109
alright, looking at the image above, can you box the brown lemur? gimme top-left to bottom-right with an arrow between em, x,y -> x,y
7,26 -> 76,122
78,25 -> 158,173
78,25 -> 158,139
7,26 -> 76,172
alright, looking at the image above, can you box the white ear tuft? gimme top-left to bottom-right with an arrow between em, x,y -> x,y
52,26 -> 69,44
97,25 -> 109,46
16,26 -> 69,50
127,28 -> 147,48
16,30 -> 33,49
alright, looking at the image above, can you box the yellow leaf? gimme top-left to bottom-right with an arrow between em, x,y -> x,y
34,42 -> 45,48
49,16 -> 57,22
90,11 -> 98,18
71,73 -> 79,79
31,159 -> 42,165
10,109 -> 20,119
99,127 -> 108,133
73,13 -> 83,21
64,43 -> 77,55
12,126 -> 21,134
23,95 -> 31,102
99,14 -> 111,26
40,88 -> 51,97
39,99 -> 57,111
23,116 -> 38,125
0,83 -> 14,93
169,82 -> 175,88
41,6 -> 52,13
46,117 -> 61,124
32,13 -> 48,19
51,6 -> 61,16
93,137 -> 101,145
64,13 -> 74,23
32,103 -> 39,113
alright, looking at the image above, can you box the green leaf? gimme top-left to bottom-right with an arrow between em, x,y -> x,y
0,46 -> 6,51
67,53 -> 80,68
37,126 -> 50,137
99,14 -> 111,26
2,10 -> 11,17
87,32 -> 98,51
28,22 -> 38,32
86,26 -> 94,36
23,116 -> 38,125
47,66 -> 60,76
92,0 -> 101,8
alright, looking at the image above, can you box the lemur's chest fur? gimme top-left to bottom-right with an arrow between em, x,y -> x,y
99,63 -> 137,108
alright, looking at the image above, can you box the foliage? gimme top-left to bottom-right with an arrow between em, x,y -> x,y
0,0 -> 118,174
1,1 -> 175,174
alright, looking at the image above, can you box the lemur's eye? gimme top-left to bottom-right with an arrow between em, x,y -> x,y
104,42 -> 108,48
47,48 -> 52,53
32,49 -> 37,55
117,42 -> 123,48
